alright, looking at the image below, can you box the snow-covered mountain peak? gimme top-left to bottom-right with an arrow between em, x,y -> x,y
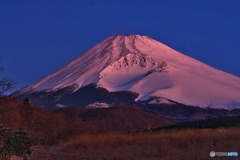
16,35 -> 240,110
114,34 -> 149,39
18,35 -> 166,93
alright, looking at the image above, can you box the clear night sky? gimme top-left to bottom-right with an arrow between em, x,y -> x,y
0,0 -> 240,90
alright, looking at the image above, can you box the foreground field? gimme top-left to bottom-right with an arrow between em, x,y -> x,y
28,128 -> 240,160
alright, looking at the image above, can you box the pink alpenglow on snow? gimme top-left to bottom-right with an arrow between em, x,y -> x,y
18,35 -> 240,110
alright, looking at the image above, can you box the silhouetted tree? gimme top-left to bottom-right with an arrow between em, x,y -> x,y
23,98 -> 30,103
0,57 -> 16,95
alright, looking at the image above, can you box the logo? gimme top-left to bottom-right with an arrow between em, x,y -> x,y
210,151 -> 238,157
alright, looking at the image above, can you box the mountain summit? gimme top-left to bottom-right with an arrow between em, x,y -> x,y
16,35 -> 240,110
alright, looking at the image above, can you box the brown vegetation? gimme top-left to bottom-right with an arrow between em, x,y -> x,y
2,96 -> 240,159
55,105 -> 173,132
29,128 -> 240,160
0,96 -> 108,145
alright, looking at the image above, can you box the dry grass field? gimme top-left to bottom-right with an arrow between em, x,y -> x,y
28,128 -> 240,160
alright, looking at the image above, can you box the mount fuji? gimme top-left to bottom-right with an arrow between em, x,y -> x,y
14,35 -> 240,111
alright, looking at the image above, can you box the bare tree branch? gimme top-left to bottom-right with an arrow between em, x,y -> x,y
0,57 -> 16,95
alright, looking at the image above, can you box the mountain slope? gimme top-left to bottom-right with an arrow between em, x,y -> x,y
55,105 -> 174,132
15,35 -> 240,110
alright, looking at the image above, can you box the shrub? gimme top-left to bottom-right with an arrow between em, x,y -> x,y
0,126 -> 31,160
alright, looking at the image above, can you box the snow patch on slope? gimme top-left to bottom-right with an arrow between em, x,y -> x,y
85,102 -> 110,109
55,104 -> 67,108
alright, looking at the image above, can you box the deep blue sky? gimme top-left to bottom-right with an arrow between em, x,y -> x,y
0,0 -> 240,90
